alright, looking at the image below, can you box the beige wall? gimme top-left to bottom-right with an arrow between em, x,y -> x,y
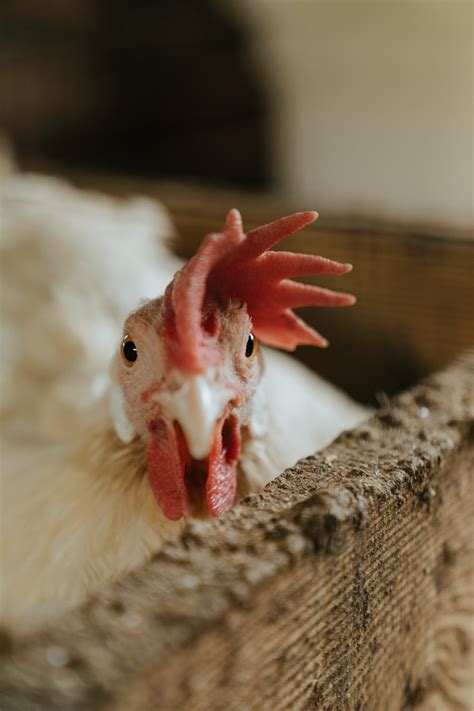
229,0 -> 473,233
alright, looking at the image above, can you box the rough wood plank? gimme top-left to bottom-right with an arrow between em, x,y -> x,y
1,355 -> 472,710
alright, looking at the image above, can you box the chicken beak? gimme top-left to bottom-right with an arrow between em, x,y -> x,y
152,371 -> 235,460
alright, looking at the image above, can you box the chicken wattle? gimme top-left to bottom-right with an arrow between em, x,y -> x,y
146,414 -> 241,520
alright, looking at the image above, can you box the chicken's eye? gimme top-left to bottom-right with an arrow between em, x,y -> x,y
121,336 -> 138,366
245,333 -> 258,360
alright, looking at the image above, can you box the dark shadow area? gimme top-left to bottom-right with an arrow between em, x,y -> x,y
0,0 -> 268,185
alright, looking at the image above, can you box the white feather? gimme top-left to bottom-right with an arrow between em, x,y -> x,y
0,167 -> 368,633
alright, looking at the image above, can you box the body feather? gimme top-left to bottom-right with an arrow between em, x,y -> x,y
0,167 -> 367,632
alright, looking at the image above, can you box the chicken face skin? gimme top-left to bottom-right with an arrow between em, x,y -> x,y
112,296 -> 263,520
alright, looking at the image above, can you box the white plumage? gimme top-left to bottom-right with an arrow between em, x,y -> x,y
0,161 -> 367,633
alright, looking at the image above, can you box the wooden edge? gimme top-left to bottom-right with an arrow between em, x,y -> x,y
0,353 -> 472,710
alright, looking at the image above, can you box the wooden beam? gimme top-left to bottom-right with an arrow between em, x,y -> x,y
1,355 -> 472,710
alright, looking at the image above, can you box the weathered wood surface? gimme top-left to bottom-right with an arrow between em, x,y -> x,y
68,176 -> 474,404
1,355 -> 472,710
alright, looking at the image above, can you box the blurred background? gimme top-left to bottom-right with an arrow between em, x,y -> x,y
0,0 -> 473,401
1,0 -> 472,233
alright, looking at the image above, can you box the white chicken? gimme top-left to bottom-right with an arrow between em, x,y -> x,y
0,160 -> 367,634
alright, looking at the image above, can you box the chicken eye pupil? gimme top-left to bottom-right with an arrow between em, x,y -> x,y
245,333 -> 255,358
123,340 -> 138,363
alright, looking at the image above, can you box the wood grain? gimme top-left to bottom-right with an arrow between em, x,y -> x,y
1,355 -> 472,710
2,171 -> 473,710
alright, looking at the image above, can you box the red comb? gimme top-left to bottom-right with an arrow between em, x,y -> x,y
163,209 -> 354,373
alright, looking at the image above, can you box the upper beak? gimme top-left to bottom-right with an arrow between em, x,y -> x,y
152,371 -> 235,460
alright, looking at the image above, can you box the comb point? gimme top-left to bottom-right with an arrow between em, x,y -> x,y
226,209 -> 243,234
164,208 -> 353,366
303,210 -> 319,224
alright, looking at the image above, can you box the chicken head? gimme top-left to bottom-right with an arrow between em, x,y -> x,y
110,209 -> 354,521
